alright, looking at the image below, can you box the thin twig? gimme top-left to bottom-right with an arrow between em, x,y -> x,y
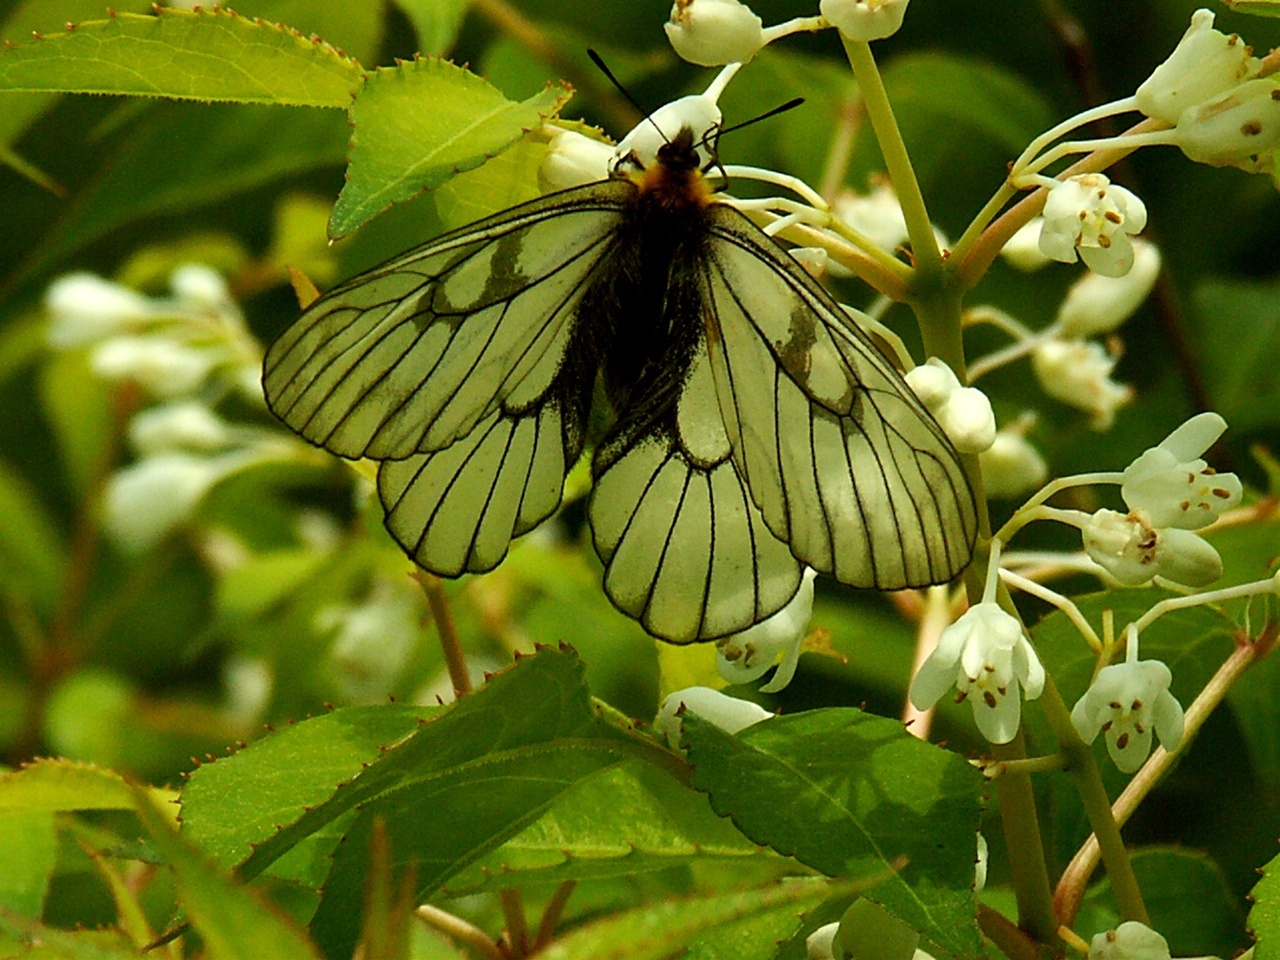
500,888 -> 530,956
533,880 -> 577,950
417,570 -> 472,696
417,905 -> 505,960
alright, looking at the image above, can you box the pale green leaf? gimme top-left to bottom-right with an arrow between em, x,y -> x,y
1223,0 -> 1280,16
0,810 -> 57,919
0,458 -> 64,612
330,57 -> 570,237
0,757 -> 173,812
0,8 -> 363,106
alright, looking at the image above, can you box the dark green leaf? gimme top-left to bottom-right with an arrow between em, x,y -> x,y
1252,848 -> 1280,960
684,709 -> 984,959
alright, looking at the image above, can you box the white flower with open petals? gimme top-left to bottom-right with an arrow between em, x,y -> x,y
909,603 -> 1044,744
1039,174 -> 1147,277
1082,509 -> 1224,588
717,568 -> 816,692
657,687 -> 771,750
1122,412 -> 1243,530
1071,658 -> 1184,773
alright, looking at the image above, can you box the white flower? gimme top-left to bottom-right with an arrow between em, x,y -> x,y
1031,338 -> 1133,429
909,602 -> 1045,744
1056,240 -> 1162,339
657,686 -> 771,749
1039,174 -> 1147,277
904,358 -> 996,454
1122,412 -> 1243,530
999,217 -> 1054,272
45,273 -> 155,348
128,401 -> 234,456
1173,77 -> 1280,175
1135,9 -> 1260,126
820,0 -> 910,42
104,451 -> 256,553
1082,509 -> 1224,587
974,833 -> 988,893
717,568 -> 816,692
538,130 -> 614,193
664,0 -> 765,66
91,335 -> 222,397
980,424 -> 1049,499
1072,659 -> 1184,773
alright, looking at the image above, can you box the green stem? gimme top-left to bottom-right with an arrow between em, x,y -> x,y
1037,675 -> 1149,924
838,37 -> 941,276
991,732 -> 1060,945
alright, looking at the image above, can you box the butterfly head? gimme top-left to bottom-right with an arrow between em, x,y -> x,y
610,93 -> 724,177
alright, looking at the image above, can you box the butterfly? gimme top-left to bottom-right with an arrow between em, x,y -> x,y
263,97 -> 978,644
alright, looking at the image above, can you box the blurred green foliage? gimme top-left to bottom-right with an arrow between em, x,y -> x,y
0,0 -> 1278,957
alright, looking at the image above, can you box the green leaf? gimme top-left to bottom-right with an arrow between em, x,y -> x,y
298,648 -> 632,957
0,810 -> 57,919
180,703 -> 431,870
133,786 -> 324,960
329,57 -> 570,238
1252,848 -> 1280,960
537,878 -> 838,960
391,0 -> 471,55
0,757 -> 173,812
1085,847 -> 1248,957
442,759 -> 784,895
0,458 -> 64,612
684,709 -> 984,959
36,349 -> 113,497
0,8 -> 363,106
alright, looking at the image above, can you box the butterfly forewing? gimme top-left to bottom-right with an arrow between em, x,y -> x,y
263,183 -> 632,461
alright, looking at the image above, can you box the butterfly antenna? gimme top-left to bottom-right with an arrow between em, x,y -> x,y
716,98 -> 805,140
586,48 -> 671,145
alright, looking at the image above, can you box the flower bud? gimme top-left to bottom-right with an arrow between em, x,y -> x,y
170,263 -> 234,312
129,401 -> 233,456
980,426 -> 1049,499
45,273 -> 154,348
999,217 -> 1053,272
1031,338 -> 1132,429
664,0 -> 765,66
1135,9 -> 1260,126
1056,240 -> 1161,339
656,686 -> 771,750
903,357 -> 957,408
937,386 -> 997,455
104,451 -> 250,552
538,129 -> 614,193
1173,77 -> 1280,174
819,0 -> 910,42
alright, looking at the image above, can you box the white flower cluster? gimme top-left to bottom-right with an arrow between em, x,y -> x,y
1082,413 -> 1241,588
45,266 -> 301,553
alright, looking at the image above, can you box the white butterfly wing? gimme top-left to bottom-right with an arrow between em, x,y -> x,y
263,183 -> 631,461
702,207 -> 977,589
589,347 -> 804,643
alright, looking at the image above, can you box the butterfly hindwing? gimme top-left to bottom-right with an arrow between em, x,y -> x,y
263,182 -> 633,461
701,205 -> 977,589
590,319 -> 804,643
